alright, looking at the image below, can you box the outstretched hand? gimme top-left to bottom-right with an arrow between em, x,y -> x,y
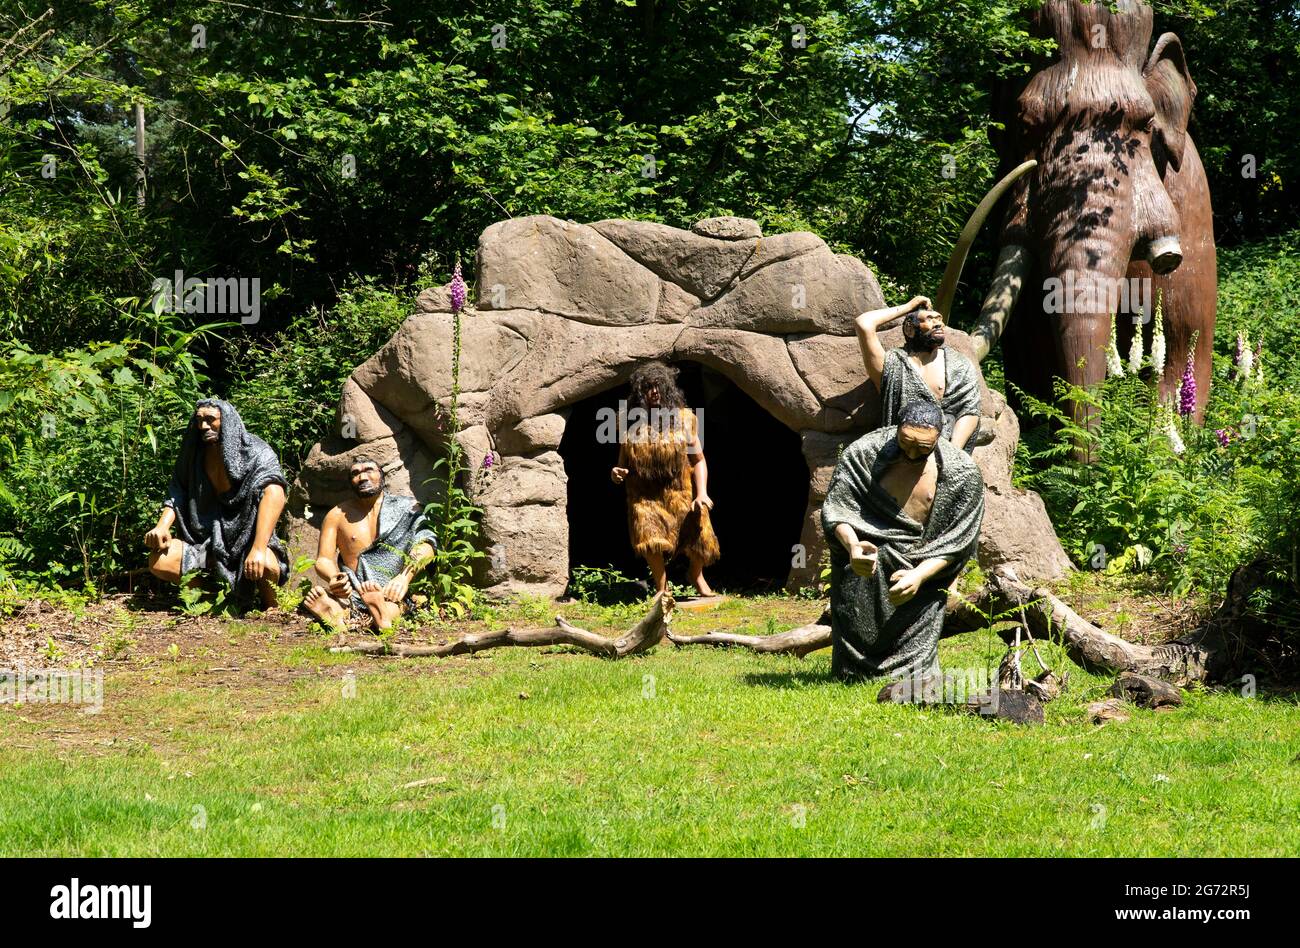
611,466 -> 629,485
887,567 -> 925,605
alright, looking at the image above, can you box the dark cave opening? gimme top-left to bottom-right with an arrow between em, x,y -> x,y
558,361 -> 808,596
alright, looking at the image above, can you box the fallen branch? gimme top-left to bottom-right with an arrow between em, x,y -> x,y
329,592 -> 673,659
978,567 -> 1213,685
667,608 -> 832,658
665,596 -> 982,658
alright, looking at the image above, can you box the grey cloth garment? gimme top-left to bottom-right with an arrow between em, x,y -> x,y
164,398 -> 289,591
820,427 -> 985,681
338,491 -> 436,614
180,538 -> 212,575
879,347 -> 983,453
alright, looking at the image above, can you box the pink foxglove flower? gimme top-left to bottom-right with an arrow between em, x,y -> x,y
1215,428 -> 1231,448
1177,334 -> 1198,417
450,261 -> 467,314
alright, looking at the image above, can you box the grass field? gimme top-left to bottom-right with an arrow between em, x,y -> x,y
1,592 -> 1297,856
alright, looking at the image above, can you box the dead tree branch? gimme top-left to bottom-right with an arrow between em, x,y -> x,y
329,592 -> 673,659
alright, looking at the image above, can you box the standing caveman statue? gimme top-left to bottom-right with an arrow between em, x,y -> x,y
302,457 -> 435,632
856,294 -> 983,451
610,361 -> 719,597
821,400 -> 985,681
144,399 -> 289,609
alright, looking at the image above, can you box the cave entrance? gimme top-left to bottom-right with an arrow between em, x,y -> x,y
559,361 -> 808,597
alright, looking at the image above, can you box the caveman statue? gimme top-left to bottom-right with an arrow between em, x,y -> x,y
611,361 -> 719,597
144,399 -> 289,609
302,457 -> 435,632
821,400 -> 985,681
856,295 -> 983,452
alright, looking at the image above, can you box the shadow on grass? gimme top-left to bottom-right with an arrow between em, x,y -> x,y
741,669 -> 840,690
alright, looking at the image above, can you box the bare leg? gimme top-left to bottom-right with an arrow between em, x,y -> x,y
686,555 -> 715,597
148,539 -> 186,584
257,556 -> 282,611
359,581 -> 403,632
644,551 -> 667,595
303,586 -> 348,632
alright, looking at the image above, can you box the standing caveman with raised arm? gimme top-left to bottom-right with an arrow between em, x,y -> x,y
302,458 -> 436,633
856,295 -> 983,452
144,399 -> 289,609
821,400 -> 985,681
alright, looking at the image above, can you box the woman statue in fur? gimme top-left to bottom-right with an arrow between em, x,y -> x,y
611,361 -> 719,596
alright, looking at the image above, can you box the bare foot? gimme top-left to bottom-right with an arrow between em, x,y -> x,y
359,584 -> 401,632
688,559 -> 715,597
303,586 -> 347,631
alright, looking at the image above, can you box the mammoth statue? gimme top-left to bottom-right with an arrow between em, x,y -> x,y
936,0 -> 1216,423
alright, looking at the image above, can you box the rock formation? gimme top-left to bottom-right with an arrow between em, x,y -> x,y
296,215 -> 1071,598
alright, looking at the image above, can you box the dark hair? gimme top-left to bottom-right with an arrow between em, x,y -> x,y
898,400 -> 943,432
628,360 -> 686,412
350,455 -> 385,484
902,311 -> 923,337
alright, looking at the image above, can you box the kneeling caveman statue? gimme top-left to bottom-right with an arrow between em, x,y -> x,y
303,457 -> 436,632
144,399 -> 289,609
821,400 -> 985,681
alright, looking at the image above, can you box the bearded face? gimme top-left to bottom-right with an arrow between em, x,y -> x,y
195,406 -> 222,443
349,462 -> 383,498
905,311 -> 947,352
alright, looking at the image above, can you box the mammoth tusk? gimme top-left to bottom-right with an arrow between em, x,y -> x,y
970,243 -> 1032,362
934,159 -> 1038,323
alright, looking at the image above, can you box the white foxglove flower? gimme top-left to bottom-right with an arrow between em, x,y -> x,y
1165,411 -> 1185,455
1240,345 -> 1255,381
1151,292 -> 1167,377
1107,319 -> 1124,377
1128,325 -> 1144,374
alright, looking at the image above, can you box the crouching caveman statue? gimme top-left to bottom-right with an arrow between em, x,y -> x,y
302,457 -> 435,632
856,295 -> 983,452
821,401 -> 985,681
144,399 -> 289,609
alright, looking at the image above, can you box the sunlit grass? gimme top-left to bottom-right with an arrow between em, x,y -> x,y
1,596 -> 1296,856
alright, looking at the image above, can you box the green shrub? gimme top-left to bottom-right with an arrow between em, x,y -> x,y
1016,233 -> 1300,615
224,282 -> 411,480
0,308 -> 212,588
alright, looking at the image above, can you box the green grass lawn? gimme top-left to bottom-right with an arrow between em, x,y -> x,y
1,595 -> 1297,856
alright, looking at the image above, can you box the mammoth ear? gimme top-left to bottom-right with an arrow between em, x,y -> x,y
1144,33 -> 1197,172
